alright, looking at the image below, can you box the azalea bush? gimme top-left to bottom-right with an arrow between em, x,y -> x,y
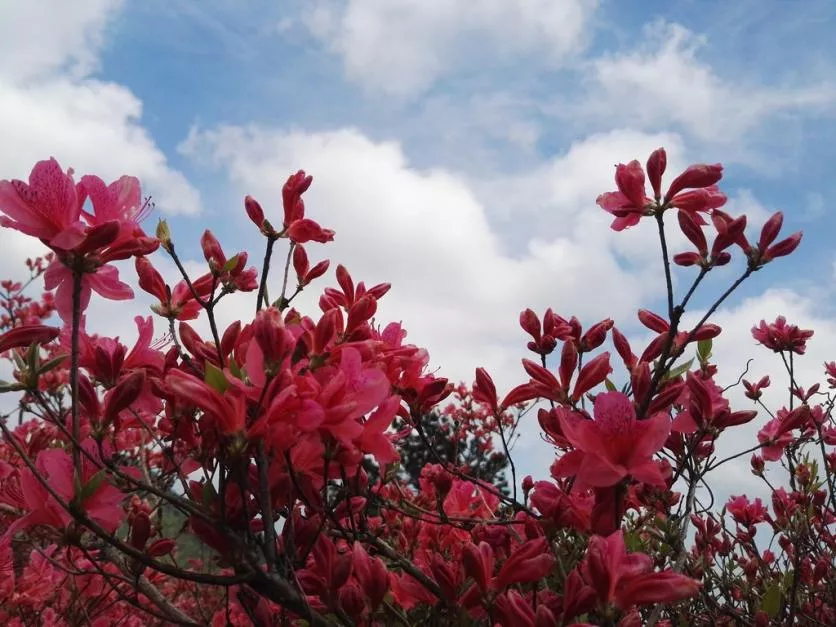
0,149 -> 832,627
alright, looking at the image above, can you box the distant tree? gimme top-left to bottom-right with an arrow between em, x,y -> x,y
392,383 -> 524,494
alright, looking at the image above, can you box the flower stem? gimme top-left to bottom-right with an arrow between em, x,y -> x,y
256,236 -> 277,313
70,269 -> 83,473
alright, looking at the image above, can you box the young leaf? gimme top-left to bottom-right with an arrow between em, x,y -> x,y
204,362 -> 229,394
697,338 -> 713,362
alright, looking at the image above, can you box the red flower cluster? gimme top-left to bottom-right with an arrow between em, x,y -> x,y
0,149 -> 831,627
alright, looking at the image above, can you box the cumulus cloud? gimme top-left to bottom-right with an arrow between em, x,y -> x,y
179,125 -> 677,384
300,0 -> 598,97
179,123 -> 763,481
567,21 -> 836,156
0,0 -> 124,82
0,79 -> 200,216
0,1 -> 200,259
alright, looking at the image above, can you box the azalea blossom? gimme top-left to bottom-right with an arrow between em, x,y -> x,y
596,148 -> 727,231
0,159 -> 162,322
581,530 -> 701,610
551,391 -> 670,489
752,316 -> 814,354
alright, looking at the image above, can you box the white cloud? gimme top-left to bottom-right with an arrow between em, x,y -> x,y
300,0 -> 598,97
0,78 -> 200,216
0,0 -> 124,82
573,21 -> 836,154
179,124 -> 677,387
179,123 -> 728,483
0,0 -> 200,284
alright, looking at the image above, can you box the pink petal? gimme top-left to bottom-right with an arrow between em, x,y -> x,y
629,413 -> 671,460
87,264 -> 134,301
577,453 -> 626,488
558,410 -> 601,453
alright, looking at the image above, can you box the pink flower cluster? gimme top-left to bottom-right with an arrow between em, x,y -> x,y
0,150 -> 831,627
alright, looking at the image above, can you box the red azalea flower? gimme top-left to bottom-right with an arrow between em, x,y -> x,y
551,391 -> 670,489
581,530 -> 701,610
752,316 -> 813,354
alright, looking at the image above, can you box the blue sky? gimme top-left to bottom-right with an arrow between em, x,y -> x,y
96,0 -> 836,290
1,0 -> 835,494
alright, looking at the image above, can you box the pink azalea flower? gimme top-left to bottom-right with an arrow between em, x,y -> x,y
0,158 -> 81,242
551,391 -> 670,489
44,257 -> 133,322
2,445 -> 124,539
726,495 -> 768,526
582,530 -> 701,610
751,316 -> 814,355
596,160 -> 652,231
77,174 -> 148,239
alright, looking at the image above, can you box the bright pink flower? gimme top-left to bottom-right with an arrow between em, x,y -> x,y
0,158 -> 81,242
244,195 -> 267,232
44,257 -> 133,322
572,352 -> 613,401
596,161 -> 652,231
279,171 -> 335,243
637,309 -> 722,363
167,369 -> 247,435
825,361 -> 836,388
667,185 -> 727,214
286,218 -> 335,244
252,307 -> 294,370
646,148 -> 666,199
726,495 -> 768,526
293,244 -> 330,286
751,316 -> 813,354
351,542 -> 389,610
472,367 -> 499,412
136,255 -> 205,320
0,535 -> 13,602
282,170 -> 313,226
743,375 -> 771,400
672,373 -> 757,433
551,392 -> 670,489
354,395 -> 400,464
77,174 -> 149,240
530,481 -> 593,531
581,530 -> 701,610
462,537 -> 554,595
757,406 -> 810,461
3,445 -> 124,539
201,230 -> 226,270
753,212 -> 803,265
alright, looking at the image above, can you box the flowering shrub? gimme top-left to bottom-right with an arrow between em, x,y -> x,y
0,148 -> 831,626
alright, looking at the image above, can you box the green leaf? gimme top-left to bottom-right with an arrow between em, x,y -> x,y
665,358 -> 694,381
222,254 -> 240,273
204,362 -> 229,393
697,338 -> 713,362
201,481 -> 217,504
78,469 -> 108,502
623,530 -> 644,552
604,378 -> 617,392
10,349 -> 26,372
156,219 -> 172,251
38,354 -> 68,375
25,342 -> 40,373
0,380 -> 24,393
761,582 -> 782,618
228,359 -> 243,381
